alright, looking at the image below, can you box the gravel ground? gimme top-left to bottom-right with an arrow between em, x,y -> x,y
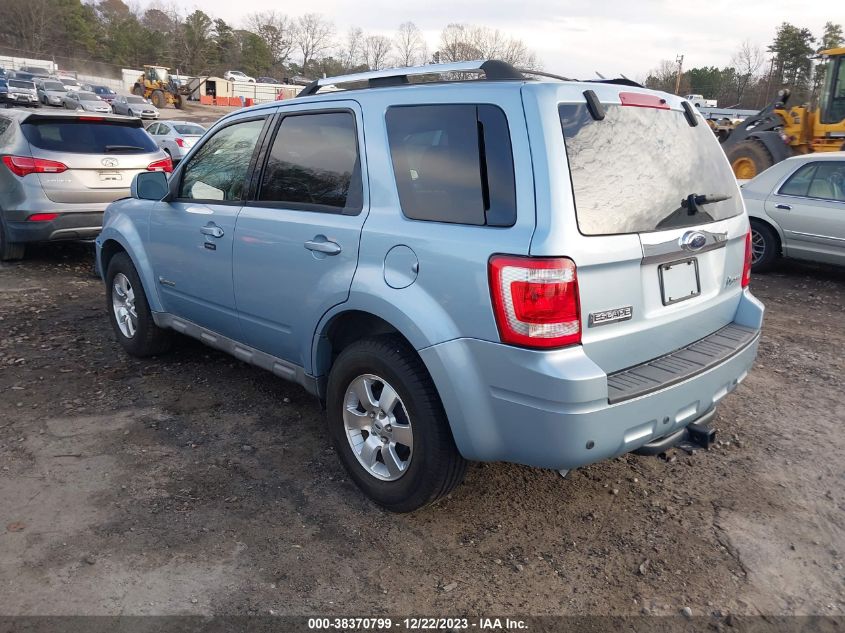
0,243 -> 843,619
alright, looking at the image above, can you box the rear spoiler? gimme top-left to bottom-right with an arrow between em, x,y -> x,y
22,113 -> 145,127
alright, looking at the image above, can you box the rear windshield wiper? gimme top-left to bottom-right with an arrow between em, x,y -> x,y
680,192 -> 732,215
104,145 -> 146,152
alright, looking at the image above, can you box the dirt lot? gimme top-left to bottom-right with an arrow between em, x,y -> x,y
0,243 -> 843,619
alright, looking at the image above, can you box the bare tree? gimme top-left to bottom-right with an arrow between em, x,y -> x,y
437,23 -> 537,68
731,40 -> 765,103
246,10 -> 295,67
294,13 -> 335,76
363,35 -> 393,71
644,60 -> 680,93
394,21 -> 427,67
340,27 -> 364,70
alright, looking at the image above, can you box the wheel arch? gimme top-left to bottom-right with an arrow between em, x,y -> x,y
97,216 -> 163,312
749,215 -> 783,257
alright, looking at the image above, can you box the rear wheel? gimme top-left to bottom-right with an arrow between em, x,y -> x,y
0,219 -> 25,261
106,252 -> 172,357
326,336 -> 467,512
749,219 -> 779,273
726,140 -> 775,179
173,94 -> 183,109
150,90 -> 166,109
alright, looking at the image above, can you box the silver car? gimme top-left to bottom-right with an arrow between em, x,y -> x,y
36,79 -> 67,107
146,120 -> 206,161
0,109 -> 170,261
741,152 -> 845,271
63,91 -> 112,113
5,79 -> 39,108
112,95 -> 159,119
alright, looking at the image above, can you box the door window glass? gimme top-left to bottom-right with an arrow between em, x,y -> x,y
780,161 -> 845,202
258,111 -> 362,214
178,118 -> 265,202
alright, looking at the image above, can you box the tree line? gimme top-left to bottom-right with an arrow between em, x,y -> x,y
644,21 -> 843,109
0,0 -> 539,79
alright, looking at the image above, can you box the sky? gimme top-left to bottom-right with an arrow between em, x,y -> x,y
138,0 -> 842,79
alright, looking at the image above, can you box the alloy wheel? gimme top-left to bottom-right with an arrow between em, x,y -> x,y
111,273 -> 138,338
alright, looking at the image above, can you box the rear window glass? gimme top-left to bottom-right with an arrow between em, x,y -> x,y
21,120 -> 158,154
173,124 -> 205,135
385,104 -> 516,226
559,103 -> 742,235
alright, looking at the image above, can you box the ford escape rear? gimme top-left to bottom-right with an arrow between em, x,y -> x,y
96,60 -> 763,512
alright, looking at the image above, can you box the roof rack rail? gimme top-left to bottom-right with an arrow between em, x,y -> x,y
297,59 -> 525,96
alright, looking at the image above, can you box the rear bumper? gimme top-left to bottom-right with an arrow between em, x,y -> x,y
4,212 -> 103,243
420,290 -> 764,470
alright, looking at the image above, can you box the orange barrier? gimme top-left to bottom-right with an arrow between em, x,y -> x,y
199,95 -> 213,105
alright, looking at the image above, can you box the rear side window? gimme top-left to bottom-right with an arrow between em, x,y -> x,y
257,111 -> 362,214
559,103 -> 743,234
179,118 -> 265,202
21,120 -> 158,154
780,161 -> 845,201
385,104 -> 516,226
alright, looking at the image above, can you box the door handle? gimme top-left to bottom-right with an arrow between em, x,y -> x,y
200,223 -> 224,238
775,204 -> 792,210
304,237 -> 342,255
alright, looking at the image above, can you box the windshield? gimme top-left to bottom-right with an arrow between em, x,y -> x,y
95,87 -> 115,95
43,82 -> 65,91
61,78 -> 79,86
173,124 -> 205,135
126,96 -> 145,104
559,103 -> 742,235
21,120 -> 158,154
79,93 -> 99,101
9,80 -> 34,89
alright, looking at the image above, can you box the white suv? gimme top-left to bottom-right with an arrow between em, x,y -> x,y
223,70 -> 255,83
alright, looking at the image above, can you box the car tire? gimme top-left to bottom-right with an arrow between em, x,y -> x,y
726,140 -> 775,180
326,336 -> 467,513
750,219 -> 779,273
105,252 -> 172,357
0,218 -> 25,261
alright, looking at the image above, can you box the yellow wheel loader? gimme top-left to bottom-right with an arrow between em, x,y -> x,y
132,65 -> 183,110
723,48 -> 845,179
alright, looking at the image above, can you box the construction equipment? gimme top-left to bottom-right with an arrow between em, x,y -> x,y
722,48 -> 845,179
132,65 -> 183,110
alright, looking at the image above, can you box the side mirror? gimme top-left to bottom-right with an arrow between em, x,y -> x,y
131,171 -> 169,201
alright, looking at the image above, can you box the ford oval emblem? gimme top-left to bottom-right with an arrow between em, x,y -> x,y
101,157 -> 118,168
680,231 -> 707,251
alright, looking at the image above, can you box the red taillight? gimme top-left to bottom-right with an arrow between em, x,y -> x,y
489,255 -> 581,349
78,116 -> 104,121
175,138 -> 186,148
2,156 -> 68,177
147,157 -> 172,173
619,91 -> 670,110
27,213 -> 59,222
742,231 -> 752,288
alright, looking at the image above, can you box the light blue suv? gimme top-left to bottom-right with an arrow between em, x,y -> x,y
96,60 -> 764,512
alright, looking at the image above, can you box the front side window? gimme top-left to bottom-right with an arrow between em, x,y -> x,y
179,118 -> 265,202
257,111 -> 362,214
781,161 -> 845,202
385,104 -> 516,226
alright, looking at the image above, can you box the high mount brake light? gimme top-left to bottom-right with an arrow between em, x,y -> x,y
489,255 -> 581,349
2,155 -> 67,177
619,91 -> 670,110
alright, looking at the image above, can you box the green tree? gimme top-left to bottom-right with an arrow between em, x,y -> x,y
819,22 -> 843,51
238,30 -> 273,76
181,10 -> 214,74
767,22 -> 815,101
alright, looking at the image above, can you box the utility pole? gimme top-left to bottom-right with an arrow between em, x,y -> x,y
674,54 -> 684,94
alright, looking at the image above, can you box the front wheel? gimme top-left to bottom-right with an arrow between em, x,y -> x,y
106,252 -> 172,357
750,220 -> 779,273
326,336 -> 467,513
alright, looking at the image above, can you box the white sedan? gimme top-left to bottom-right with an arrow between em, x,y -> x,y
146,121 -> 206,161
223,70 -> 256,83
741,152 -> 845,271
